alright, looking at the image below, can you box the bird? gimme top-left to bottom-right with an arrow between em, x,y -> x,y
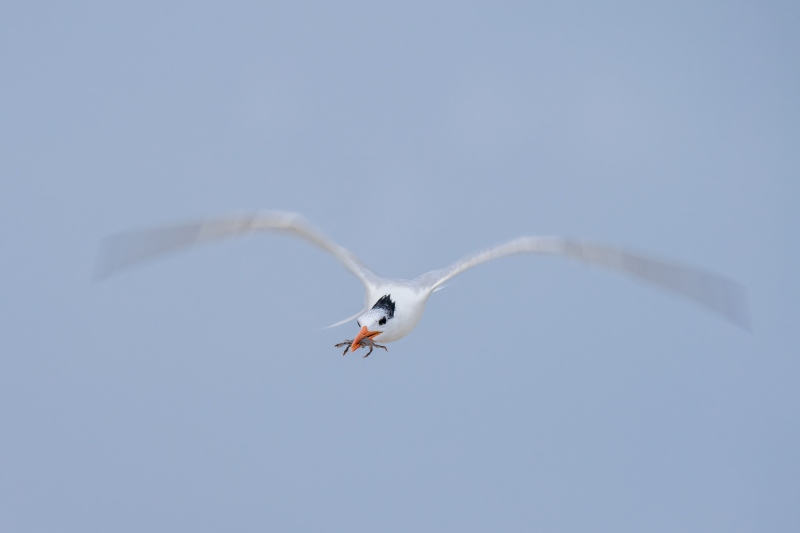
96,211 -> 749,357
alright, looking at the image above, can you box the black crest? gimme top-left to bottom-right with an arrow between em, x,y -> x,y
372,294 -> 396,319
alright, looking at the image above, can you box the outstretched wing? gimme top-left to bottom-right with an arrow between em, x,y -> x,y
96,211 -> 380,289
415,237 -> 749,329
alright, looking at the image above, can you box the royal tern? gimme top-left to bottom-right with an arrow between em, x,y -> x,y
97,211 -> 749,356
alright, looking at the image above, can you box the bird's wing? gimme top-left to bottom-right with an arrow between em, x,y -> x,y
323,307 -> 368,329
415,237 -> 749,329
96,211 -> 380,289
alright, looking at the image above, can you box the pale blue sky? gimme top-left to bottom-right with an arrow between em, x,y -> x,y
2,2 -> 798,531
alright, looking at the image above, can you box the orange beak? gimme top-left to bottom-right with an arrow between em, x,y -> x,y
350,325 -> 380,352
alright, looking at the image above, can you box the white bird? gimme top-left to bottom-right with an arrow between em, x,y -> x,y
97,211 -> 749,356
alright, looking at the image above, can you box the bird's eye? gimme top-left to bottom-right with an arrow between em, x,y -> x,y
379,317 -> 387,326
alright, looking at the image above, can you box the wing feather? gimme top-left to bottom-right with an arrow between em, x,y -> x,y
95,211 -> 379,289
415,237 -> 749,328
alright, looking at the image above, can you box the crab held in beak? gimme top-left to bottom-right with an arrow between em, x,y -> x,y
350,325 -> 380,352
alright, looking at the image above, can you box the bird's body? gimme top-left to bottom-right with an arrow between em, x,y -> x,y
357,281 -> 428,344
97,211 -> 749,356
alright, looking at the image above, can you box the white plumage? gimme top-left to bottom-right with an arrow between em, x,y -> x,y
97,211 -> 749,356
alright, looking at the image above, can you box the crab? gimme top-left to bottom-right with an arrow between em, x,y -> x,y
335,336 -> 388,358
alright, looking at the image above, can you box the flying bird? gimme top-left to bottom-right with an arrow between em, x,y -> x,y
97,211 -> 749,356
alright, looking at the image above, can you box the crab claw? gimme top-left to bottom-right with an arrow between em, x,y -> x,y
349,325 -> 380,352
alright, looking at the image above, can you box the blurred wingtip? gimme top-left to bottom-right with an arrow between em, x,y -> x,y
729,288 -> 752,333
323,308 -> 365,330
91,222 -> 208,283
92,234 -> 140,282
709,279 -> 751,332
91,238 -> 118,282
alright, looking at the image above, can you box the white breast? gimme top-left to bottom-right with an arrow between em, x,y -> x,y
366,281 -> 431,344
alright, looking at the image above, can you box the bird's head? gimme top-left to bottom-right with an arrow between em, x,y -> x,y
350,295 -> 395,352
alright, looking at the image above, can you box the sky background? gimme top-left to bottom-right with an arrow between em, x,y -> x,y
2,1 -> 798,531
